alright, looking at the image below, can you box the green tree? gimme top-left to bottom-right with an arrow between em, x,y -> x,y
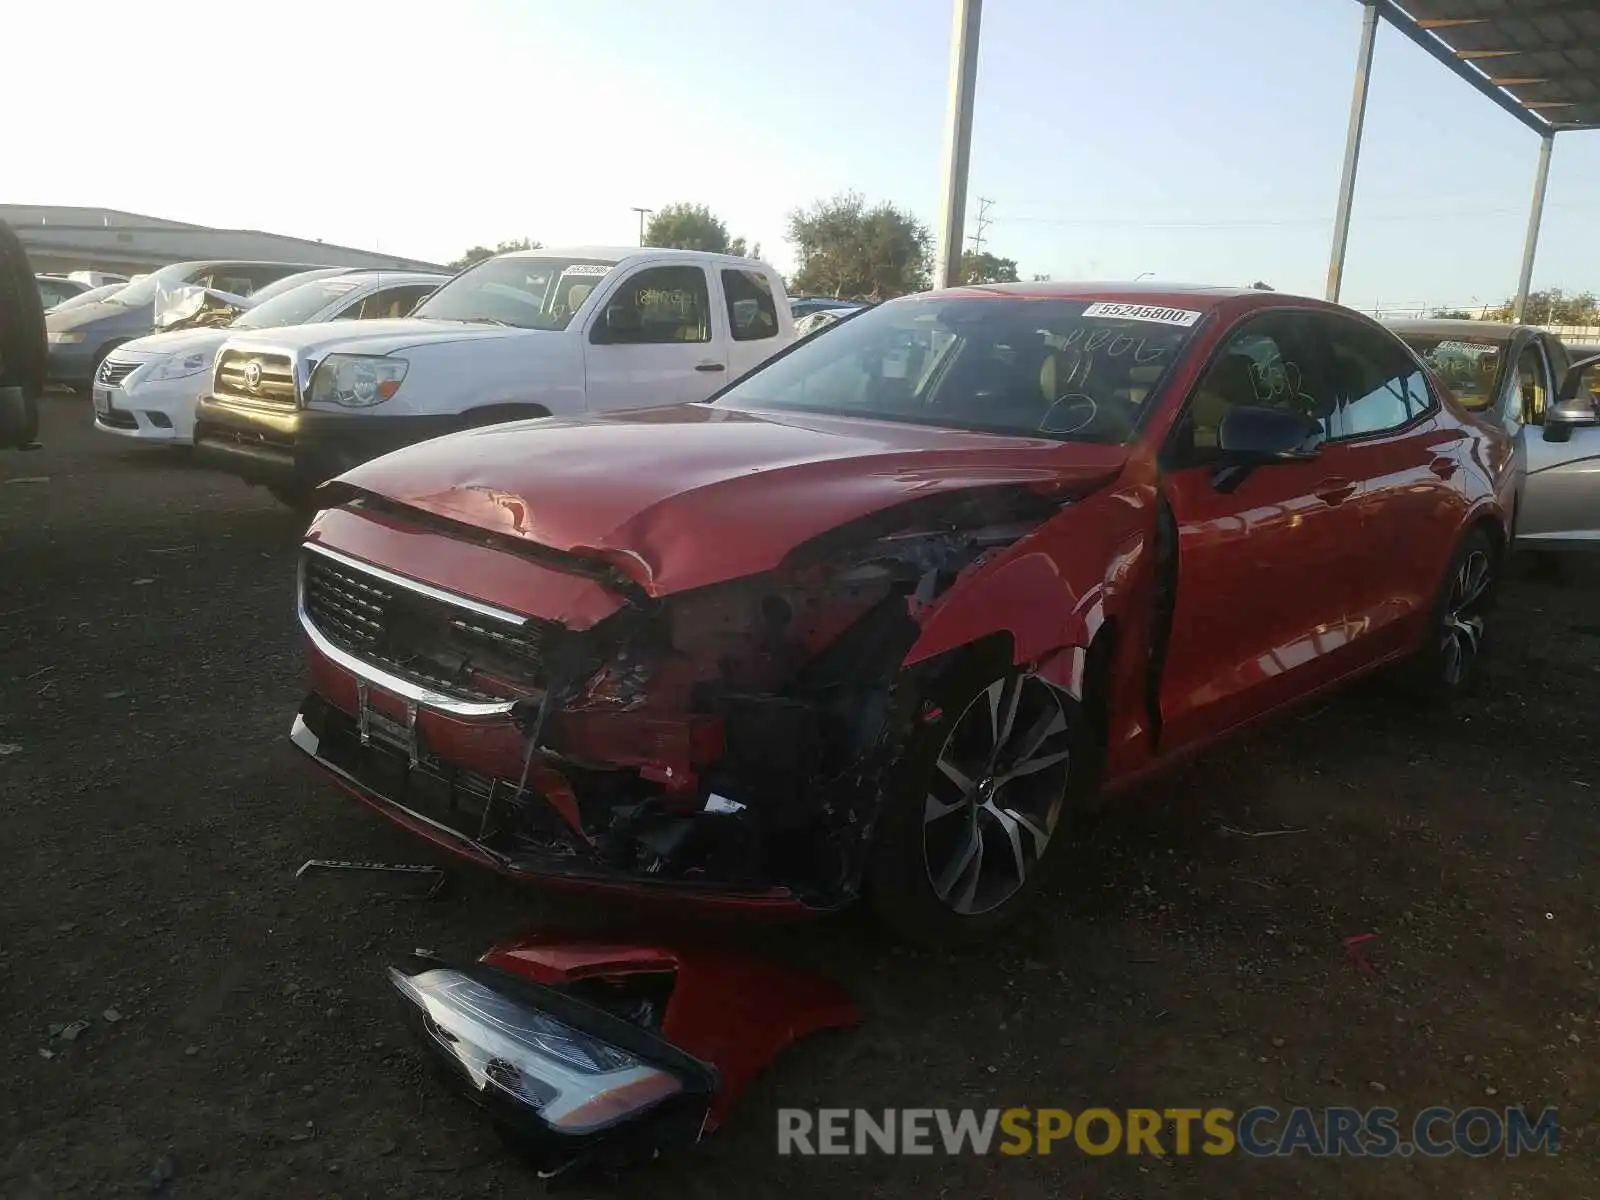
787,192 -> 932,300
1430,308 -> 1473,320
1484,288 -> 1599,325
644,203 -> 758,257
449,237 -> 540,269
958,251 -> 1020,284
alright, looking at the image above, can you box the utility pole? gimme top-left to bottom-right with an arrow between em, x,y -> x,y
630,207 -> 653,246
935,0 -> 983,290
968,197 -> 994,255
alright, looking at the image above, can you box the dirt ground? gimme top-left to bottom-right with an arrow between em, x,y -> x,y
2,392 -> 1598,1198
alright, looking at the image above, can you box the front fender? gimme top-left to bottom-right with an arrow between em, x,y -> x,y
902,484 -> 1157,696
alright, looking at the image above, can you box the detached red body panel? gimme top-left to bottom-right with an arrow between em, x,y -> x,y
290,282 -> 1517,915
480,936 -> 862,1129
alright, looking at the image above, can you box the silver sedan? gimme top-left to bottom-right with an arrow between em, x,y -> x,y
1388,319 -> 1600,552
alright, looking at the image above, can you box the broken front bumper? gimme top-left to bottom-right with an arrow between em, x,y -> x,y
292,691 -> 807,912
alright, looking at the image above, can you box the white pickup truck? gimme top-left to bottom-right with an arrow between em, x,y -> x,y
193,246 -> 797,506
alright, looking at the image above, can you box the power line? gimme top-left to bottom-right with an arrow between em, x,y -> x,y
988,199 -> 1600,231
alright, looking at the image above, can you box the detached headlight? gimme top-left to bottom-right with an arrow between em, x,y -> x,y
48,330 -> 85,345
390,967 -> 685,1135
308,353 -> 408,409
149,350 -> 213,381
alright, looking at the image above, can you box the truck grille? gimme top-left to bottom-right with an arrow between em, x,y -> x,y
97,357 -> 140,387
300,548 -> 555,704
215,349 -> 297,407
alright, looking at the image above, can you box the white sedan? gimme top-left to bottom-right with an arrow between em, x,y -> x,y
92,269 -> 446,445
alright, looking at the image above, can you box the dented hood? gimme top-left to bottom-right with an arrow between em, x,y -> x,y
334,403 -> 1126,594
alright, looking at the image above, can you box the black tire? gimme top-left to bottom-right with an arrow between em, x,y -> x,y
0,218 -> 44,448
867,657 -> 1083,948
1397,527 -> 1499,701
73,341 -> 123,395
267,483 -> 319,514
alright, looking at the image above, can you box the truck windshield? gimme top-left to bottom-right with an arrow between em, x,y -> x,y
412,257 -> 617,331
718,296 -> 1202,443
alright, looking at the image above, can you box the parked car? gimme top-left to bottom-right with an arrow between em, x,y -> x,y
44,260 -> 335,391
1387,319 -> 1599,550
35,274 -> 91,309
793,307 -> 860,338
195,247 -> 796,506
790,295 -> 871,319
93,269 -> 446,446
47,281 -> 126,314
285,283 -> 1517,949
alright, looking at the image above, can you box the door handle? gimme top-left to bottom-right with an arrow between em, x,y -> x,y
695,362 -> 726,373
1429,456 -> 1458,479
1314,477 -> 1357,505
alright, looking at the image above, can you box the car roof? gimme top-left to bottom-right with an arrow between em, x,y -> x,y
503,245 -> 772,268
1383,318 -> 1531,342
320,269 -> 450,286
929,280 -> 1299,309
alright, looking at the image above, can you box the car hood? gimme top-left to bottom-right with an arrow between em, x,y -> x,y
117,326 -> 234,358
332,403 -> 1127,595
231,317 -> 543,357
46,299 -> 146,332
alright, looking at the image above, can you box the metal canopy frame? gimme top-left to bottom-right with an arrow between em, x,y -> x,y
1326,0 -> 1600,319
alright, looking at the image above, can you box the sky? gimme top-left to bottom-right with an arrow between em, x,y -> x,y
9,0 -> 1600,312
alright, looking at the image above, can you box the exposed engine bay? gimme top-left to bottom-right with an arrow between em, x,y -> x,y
296,486 -> 1065,908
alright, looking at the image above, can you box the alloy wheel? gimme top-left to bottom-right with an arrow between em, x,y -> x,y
921,675 -> 1073,916
1441,549 -> 1492,686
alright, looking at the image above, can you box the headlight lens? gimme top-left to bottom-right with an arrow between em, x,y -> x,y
149,350 -> 212,381
308,354 -> 408,408
48,331 -> 85,345
389,967 -> 683,1134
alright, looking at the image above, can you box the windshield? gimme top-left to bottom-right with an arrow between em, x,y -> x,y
718,297 -> 1204,442
103,264 -> 203,308
412,256 -> 616,330
234,280 -> 360,330
1396,335 -> 1506,412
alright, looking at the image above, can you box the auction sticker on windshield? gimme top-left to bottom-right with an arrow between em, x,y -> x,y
1081,302 -> 1202,327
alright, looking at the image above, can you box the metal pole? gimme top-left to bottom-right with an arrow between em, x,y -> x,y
631,207 -> 652,246
1512,133 -> 1555,323
1325,1 -> 1379,303
935,0 -> 983,290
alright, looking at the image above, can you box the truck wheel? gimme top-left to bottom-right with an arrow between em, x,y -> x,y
0,218 -> 45,448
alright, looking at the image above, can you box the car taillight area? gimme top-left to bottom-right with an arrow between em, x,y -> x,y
293,497 -> 1047,907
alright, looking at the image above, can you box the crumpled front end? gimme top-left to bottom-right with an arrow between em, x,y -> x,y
292,484 -> 1066,910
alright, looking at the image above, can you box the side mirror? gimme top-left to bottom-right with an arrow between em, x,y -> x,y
1544,352 -> 1600,442
1217,405 -> 1324,463
601,302 -> 642,339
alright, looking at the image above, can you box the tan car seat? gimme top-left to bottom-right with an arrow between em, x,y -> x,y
1190,353 -> 1260,448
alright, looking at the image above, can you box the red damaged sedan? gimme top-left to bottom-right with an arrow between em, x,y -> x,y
292,283 -> 1516,945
